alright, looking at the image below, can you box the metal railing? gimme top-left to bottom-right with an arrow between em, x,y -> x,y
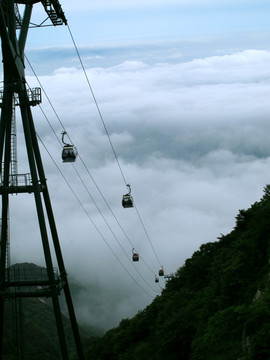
0,172 -> 32,187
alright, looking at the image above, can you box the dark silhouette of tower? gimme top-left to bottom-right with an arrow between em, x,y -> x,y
0,1 -> 85,358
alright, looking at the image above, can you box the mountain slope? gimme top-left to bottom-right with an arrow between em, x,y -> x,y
85,185 -> 270,360
2,263 -> 94,360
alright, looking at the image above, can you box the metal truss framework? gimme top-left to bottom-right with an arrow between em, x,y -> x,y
0,1 -> 84,358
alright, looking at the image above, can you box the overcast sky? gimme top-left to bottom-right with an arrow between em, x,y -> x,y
1,0 -> 270,331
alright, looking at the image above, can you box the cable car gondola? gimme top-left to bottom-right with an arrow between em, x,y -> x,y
155,276 -> 159,283
61,131 -> 78,163
132,248 -> 139,262
159,267 -> 164,277
122,184 -> 134,208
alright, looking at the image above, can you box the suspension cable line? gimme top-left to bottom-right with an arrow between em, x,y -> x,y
65,25 -> 165,271
134,203 -> 163,267
25,55 -> 72,141
25,56 -> 160,277
26,41 -> 165,278
36,96 -> 159,282
39,102 -> 158,279
36,132 -> 155,298
78,153 -> 157,275
31,82 -> 160,291
36,102 -> 159,294
66,24 -> 128,186
70,161 -> 159,294
37,95 -> 158,279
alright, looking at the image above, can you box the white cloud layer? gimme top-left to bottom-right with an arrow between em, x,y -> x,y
2,47 -> 270,330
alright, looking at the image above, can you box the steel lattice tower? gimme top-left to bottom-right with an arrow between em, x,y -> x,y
0,1 -> 85,358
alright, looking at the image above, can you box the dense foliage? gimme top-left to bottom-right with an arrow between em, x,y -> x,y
85,185 -> 270,360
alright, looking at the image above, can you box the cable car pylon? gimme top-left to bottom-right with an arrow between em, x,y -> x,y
0,1 -> 84,359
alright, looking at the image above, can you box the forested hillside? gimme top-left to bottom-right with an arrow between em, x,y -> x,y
85,185 -> 270,360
